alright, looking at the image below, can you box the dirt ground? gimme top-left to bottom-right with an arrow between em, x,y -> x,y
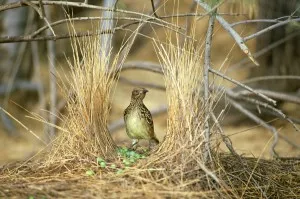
1,0 -> 299,167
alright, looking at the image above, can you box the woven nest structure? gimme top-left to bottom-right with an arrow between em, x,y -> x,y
0,154 -> 299,198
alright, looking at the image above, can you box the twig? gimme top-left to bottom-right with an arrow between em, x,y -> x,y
183,1 -> 197,40
244,18 -> 300,42
210,112 -> 238,156
203,11 -> 216,162
128,0 -> 162,53
150,0 -> 159,18
45,6 -> 57,141
228,31 -> 300,72
230,16 -> 299,27
0,106 -> 47,145
115,22 -> 145,71
21,0 -> 56,36
195,0 -> 259,66
227,98 -> 279,158
1,1 -> 182,32
195,0 -> 225,21
226,89 -> 300,132
277,134 -> 300,150
109,105 -> 167,133
237,89 -> 300,105
0,28 -> 117,43
209,68 -> 277,106
242,75 -> 300,85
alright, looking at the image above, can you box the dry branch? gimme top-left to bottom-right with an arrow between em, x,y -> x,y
210,68 -> 277,105
195,0 -> 259,66
203,10 -> 216,162
227,98 -> 279,158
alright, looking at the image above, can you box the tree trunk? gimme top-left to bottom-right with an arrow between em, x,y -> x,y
249,0 -> 300,92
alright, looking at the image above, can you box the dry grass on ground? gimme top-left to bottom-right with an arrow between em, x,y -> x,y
0,154 -> 299,198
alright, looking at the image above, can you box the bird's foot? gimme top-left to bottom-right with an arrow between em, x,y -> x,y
129,139 -> 139,150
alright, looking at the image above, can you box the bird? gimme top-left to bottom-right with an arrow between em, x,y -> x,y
124,88 -> 159,150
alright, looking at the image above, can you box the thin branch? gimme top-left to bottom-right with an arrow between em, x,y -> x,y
209,68 -> 277,106
45,6 -> 57,141
210,112 -> 238,156
0,16 -> 188,43
230,16 -> 299,27
21,0 -> 56,36
150,0 -> 159,18
203,11 -> 216,162
227,98 -> 279,158
0,28 -> 117,43
1,1 -> 182,31
244,18 -> 300,42
116,23 -> 145,71
242,75 -> 300,85
229,31 -> 300,72
0,106 -> 47,145
226,89 -> 300,132
195,0 -> 259,66
237,89 -> 300,105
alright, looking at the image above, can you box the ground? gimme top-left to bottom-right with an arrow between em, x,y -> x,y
0,1 -> 300,198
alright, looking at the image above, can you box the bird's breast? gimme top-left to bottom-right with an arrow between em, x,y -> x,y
125,109 -> 151,139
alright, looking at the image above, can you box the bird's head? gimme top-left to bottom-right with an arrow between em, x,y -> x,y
131,87 -> 148,102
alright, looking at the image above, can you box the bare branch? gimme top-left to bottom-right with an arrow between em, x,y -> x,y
227,98 -> 279,158
226,89 -> 300,132
45,6 -> 57,141
229,31 -> 300,72
244,18 -> 300,42
0,29 -> 116,43
21,0 -> 56,36
230,16 -> 298,27
209,68 -> 277,106
195,0 -> 259,66
237,89 -> 300,105
203,11 -> 216,162
210,112 -> 238,156
0,1 -> 182,32
150,0 -> 159,18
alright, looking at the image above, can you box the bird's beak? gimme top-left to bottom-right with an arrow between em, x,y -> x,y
143,89 -> 149,93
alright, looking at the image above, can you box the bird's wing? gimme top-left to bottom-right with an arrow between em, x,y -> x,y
141,104 -> 154,129
124,106 -> 130,122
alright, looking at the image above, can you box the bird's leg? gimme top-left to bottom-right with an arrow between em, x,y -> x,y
148,140 -> 152,151
149,138 -> 159,150
131,139 -> 139,150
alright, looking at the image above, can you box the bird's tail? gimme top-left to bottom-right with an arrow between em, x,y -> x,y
151,137 -> 159,145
